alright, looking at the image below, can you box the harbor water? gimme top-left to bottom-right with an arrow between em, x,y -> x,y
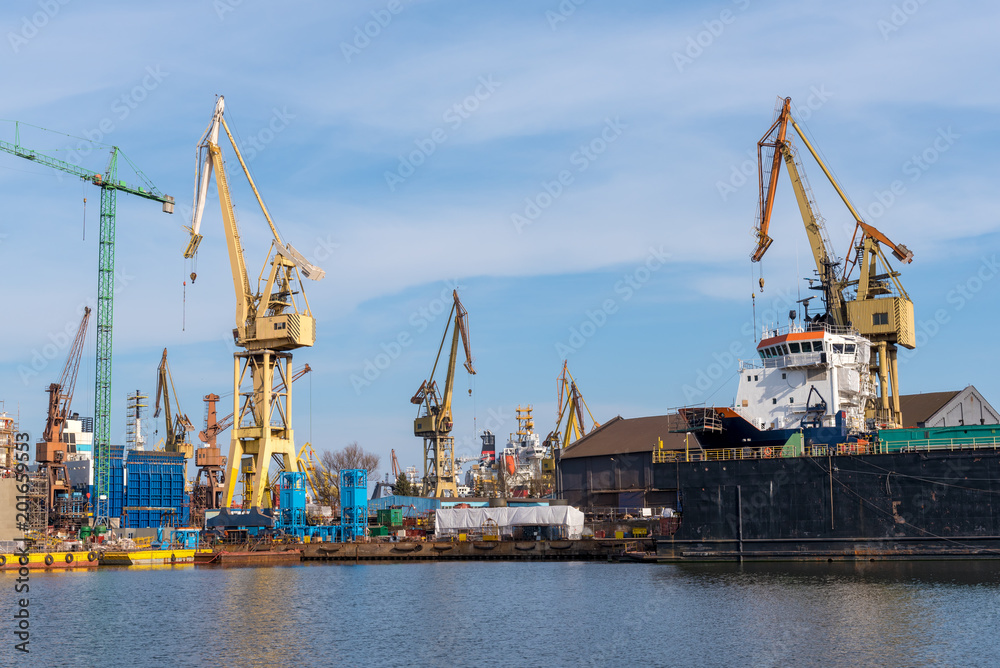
3,560 -> 1000,667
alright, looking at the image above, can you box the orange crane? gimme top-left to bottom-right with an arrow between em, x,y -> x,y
36,307 -> 91,510
752,96 -> 915,427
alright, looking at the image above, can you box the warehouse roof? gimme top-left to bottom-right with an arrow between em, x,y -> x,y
898,390 -> 960,428
559,414 -> 699,459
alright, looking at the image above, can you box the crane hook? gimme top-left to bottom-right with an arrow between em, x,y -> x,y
759,277 -> 765,292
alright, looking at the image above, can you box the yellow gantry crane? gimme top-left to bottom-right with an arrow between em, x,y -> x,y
184,96 -> 325,509
545,360 -> 600,450
411,291 -> 475,497
753,96 -> 915,427
153,348 -> 195,460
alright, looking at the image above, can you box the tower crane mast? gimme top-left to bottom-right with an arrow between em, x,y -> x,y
1,123 -> 174,526
184,96 -> 324,509
411,290 -> 475,497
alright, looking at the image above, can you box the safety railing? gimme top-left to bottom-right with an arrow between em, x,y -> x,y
654,438 -> 1000,463
653,440 -> 886,463
889,437 -> 1000,453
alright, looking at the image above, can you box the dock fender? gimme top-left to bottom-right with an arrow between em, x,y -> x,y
170,553 -> 176,563
65,553 -> 74,564
514,543 -> 536,551
44,554 -> 54,566
87,551 -> 97,562
0,554 -> 6,566
549,542 -> 573,550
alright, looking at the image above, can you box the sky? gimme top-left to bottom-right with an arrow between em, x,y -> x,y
1,0 -> 998,483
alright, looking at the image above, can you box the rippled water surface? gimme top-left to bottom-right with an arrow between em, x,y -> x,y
3,560 -> 1000,667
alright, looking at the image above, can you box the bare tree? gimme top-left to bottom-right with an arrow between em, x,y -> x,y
318,442 -> 380,506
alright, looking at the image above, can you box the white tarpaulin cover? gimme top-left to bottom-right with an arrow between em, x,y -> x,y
434,506 -> 585,539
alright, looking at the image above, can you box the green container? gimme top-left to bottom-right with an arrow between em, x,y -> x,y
80,526 -> 93,540
369,525 -> 388,537
377,508 -> 404,527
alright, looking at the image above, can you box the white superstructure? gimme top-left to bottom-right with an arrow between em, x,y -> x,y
734,323 -> 874,433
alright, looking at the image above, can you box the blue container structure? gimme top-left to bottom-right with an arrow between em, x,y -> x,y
122,451 -> 188,528
340,469 -> 368,541
108,446 -> 125,522
271,471 -> 341,542
276,471 -> 308,529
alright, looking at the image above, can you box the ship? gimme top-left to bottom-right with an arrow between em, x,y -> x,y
650,320 -> 1000,561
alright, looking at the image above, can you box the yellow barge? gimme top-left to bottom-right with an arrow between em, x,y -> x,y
99,548 -> 197,566
0,550 -> 100,570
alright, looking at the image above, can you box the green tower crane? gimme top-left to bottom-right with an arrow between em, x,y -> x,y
0,121 -> 174,526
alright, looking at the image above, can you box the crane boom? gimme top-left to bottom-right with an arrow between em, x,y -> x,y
42,307 -> 91,444
153,349 -> 194,460
2,121 -> 174,527
185,96 -> 324,509
749,96 -> 917,428
413,290 -> 475,497
36,307 -> 91,511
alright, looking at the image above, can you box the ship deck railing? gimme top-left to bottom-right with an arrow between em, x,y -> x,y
740,352 -> 824,370
652,438 -> 1000,463
759,322 -> 859,340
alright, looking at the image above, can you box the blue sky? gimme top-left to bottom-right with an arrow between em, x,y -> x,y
1,0 -> 998,480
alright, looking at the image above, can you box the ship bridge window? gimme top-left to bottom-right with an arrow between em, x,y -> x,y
845,344 -> 856,354
789,342 -> 801,353
811,341 -> 824,352
758,350 -> 765,359
832,343 -> 844,354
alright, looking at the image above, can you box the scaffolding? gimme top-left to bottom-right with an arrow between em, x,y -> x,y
0,407 -> 15,472
24,473 -> 49,548
126,390 -> 149,452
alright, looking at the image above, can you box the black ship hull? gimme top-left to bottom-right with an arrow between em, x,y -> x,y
653,448 -> 1000,561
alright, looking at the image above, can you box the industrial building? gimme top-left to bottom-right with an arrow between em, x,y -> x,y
898,385 -> 999,428
557,414 -> 694,511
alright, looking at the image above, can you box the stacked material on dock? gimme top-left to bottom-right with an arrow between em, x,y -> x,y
435,506 -> 585,539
